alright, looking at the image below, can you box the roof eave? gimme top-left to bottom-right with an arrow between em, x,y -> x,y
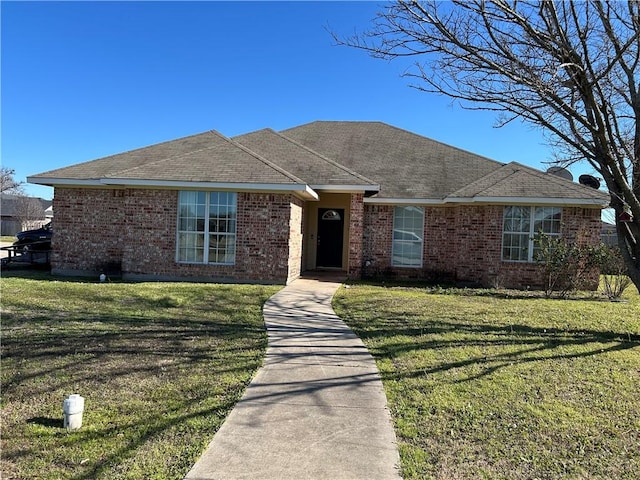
311,184 -> 381,194
28,177 -> 103,187
364,197 -> 447,205
365,195 -> 609,207
446,196 -> 609,207
28,177 -> 320,201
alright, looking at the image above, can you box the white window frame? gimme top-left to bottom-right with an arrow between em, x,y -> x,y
502,206 -> 562,262
392,206 -> 425,268
176,191 -> 237,265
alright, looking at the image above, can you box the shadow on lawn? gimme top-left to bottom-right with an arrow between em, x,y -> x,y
349,315 -> 639,383
0,269 -> 94,282
27,417 -> 62,428
60,395 -> 238,480
2,303 -> 266,394
8,396 -> 239,480
1,279 -> 273,480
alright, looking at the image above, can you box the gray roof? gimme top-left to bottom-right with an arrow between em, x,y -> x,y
282,121 -> 609,204
233,128 -> 378,189
29,121 -> 610,205
1,194 -> 52,217
31,131 -> 304,186
447,162 -> 609,202
281,121 -> 504,199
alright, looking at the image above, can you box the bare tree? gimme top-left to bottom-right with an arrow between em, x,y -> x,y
336,0 -> 640,292
14,196 -> 45,232
1,167 -> 22,193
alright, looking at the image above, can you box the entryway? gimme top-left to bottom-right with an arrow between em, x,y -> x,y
316,208 -> 344,268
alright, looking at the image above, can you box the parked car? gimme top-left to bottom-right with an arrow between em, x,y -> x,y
14,222 -> 52,251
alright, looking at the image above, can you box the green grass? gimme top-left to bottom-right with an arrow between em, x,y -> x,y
333,283 -> 640,480
1,272 -> 279,479
1,235 -> 16,242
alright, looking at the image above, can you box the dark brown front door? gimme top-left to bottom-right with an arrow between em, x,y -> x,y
316,208 -> 344,268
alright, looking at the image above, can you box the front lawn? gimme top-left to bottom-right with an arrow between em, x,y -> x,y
0,272 -> 279,480
333,283 -> 640,480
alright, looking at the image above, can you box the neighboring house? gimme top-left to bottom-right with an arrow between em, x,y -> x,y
28,121 -> 609,288
0,194 -> 52,236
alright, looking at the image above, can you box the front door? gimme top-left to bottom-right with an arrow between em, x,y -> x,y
316,208 -> 344,268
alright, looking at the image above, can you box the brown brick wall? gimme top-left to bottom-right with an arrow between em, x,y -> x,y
562,207 -> 603,245
362,204 -> 394,270
51,187 -> 602,289
348,193 -> 364,278
121,189 -> 178,275
453,206 -> 503,285
52,188 -> 302,284
52,188 -> 126,272
236,193 -> 293,282
287,197 -> 304,283
362,203 -> 603,289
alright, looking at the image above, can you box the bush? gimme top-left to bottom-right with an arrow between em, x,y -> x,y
534,234 -> 601,298
534,235 -> 631,300
597,246 -> 632,300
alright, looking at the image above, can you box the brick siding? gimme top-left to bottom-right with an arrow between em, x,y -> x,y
362,203 -> 603,289
52,189 -> 126,272
362,204 -> 394,271
347,193 -> 364,278
51,187 -> 602,289
287,197 -> 304,283
52,188 -> 303,284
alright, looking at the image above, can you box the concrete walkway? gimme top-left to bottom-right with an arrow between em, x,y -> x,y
184,275 -> 402,480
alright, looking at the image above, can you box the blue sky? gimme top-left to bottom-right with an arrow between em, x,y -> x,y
2,1 -> 597,201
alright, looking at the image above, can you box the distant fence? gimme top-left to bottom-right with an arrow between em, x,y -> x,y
0,219 -> 48,237
0,219 -> 22,236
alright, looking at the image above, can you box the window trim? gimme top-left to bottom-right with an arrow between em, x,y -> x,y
391,205 -> 425,268
176,191 -> 237,265
502,206 -> 562,263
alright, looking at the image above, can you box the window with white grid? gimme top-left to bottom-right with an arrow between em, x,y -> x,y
177,191 -> 237,265
392,206 -> 424,267
502,206 -> 561,262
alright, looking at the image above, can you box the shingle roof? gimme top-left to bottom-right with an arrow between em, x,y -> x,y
0,194 -> 52,217
280,121 -> 505,199
30,131 -> 304,185
28,121 -> 610,205
233,128 -> 378,189
448,162 -> 610,202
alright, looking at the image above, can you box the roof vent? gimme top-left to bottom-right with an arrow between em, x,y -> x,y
578,174 -> 601,189
546,166 -> 573,181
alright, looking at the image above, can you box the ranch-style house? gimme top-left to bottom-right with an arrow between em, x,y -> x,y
28,121 -> 610,288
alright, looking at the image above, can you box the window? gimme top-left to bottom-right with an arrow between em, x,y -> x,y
502,206 -> 561,262
392,206 -> 424,267
177,191 -> 237,264
321,209 -> 342,221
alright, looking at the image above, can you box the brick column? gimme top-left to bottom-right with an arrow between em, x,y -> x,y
348,193 -> 364,278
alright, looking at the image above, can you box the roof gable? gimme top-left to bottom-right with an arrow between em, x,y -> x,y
448,162 -> 610,203
280,121 -> 506,199
30,130 -> 305,186
233,128 -> 378,190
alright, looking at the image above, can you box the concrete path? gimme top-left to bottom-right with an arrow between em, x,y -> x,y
184,275 -> 402,480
